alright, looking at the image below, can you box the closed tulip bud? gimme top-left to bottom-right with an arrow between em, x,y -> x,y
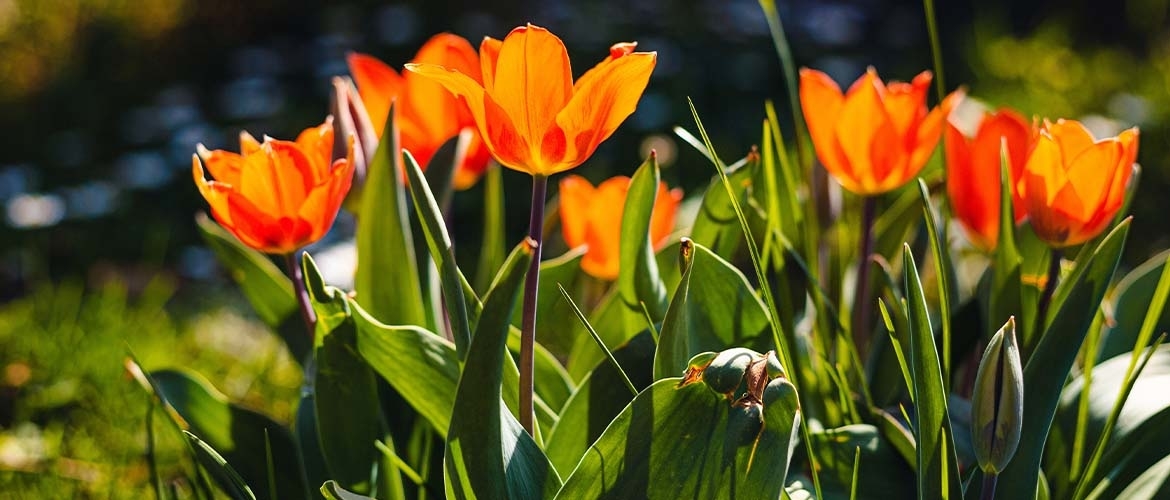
971,317 -> 1024,474
330,77 -> 378,195
702,348 -> 758,397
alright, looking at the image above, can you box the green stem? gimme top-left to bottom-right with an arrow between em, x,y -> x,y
923,0 -> 948,104
1034,249 -> 1062,339
285,251 -> 317,339
981,471 -> 998,500
853,196 -> 878,360
519,175 -> 548,435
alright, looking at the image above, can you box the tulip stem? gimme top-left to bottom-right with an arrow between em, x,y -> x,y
285,251 -> 317,340
1034,249 -> 1062,340
853,196 -> 878,360
980,471 -> 998,500
519,174 -> 548,435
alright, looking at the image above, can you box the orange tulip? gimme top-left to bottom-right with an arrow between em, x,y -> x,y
559,175 -> 681,280
800,67 -> 963,195
1020,119 -> 1138,248
348,34 -> 492,190
945,108 -> 1035,250
193,119 -> 354,254
405,24 -> 657,177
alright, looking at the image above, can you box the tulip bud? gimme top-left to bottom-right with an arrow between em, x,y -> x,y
701,347 -> 758,397
330,76 -> 378,206
971,317 -> 1024,474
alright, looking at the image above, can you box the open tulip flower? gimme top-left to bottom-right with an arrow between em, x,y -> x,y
348,34 -> 491,189
1020,119 -> 1139,248
800,67 -> 963,195
405,23 -> 657,177
192,118 -> 354,255
945,108 -> 1035,250
559,175 -> 682,280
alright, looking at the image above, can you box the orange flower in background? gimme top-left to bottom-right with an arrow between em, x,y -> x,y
945,108 -> 1035,250
406,24 -> 657,177
1020,119 -> 1138,248
193,119 -> 355,254
559,175 -> 681,280
348,33 -> 491,189
800,67 -> 963,195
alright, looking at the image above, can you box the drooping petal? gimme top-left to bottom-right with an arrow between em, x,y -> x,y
799,69 -> 848,181
348,53 -> 404,137
555,50 -> 656,169
490,24 -> 573,160
404,62 -> 495,162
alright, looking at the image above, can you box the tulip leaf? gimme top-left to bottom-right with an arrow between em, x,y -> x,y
654,239 -> 772,381
355,103 -> 428,328
130,363 -> 309,500
989,148 -> 1023,350
545,330 -> 656,476
445,239 -> 562,499
553,377 -> 801,499
916,179 -> 955,387
183,430 -> 257,500
902,244 -> 962,499
513,247 -> 588,359
403,148 -> 472,357
810,424 -> 915,499
1060,344 -> 1170,500
618,152 -> 669,319
421,134 -> 460,214
1098,249 -> 1170,362
474,163 -> 507,296
303,256 -> 383,495
195,213 -> 308,364
994,220 -> 1129,499
321,480 -> 377,500
294,391 -> 330,500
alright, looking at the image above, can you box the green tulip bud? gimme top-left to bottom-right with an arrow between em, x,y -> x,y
971,317 -> 1024,474
764,350 -> 786,380
702,348 -> 759,396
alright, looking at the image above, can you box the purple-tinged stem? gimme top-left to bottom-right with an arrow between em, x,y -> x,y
285,251 -> 317,340
853,196 -> 877,361
519,175 -> 548,435
1034,249 -> 1063,339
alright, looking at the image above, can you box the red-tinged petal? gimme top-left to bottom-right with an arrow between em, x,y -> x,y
348,52 -> 404,137
555,51 -> 656,169
834,70 -> 895,193
1026,182 -> 1081,247
196,145 -> 245,186
558,175 -> 595,249
298,158 -> 354,243
907,88 -> 963,180
193,155 -> 235,227
976,109 -> 1032,222
454,131 -> 492,190
799,68 -> 848,183
401,34 -> 481,147
237,140 -> 315,216
483,93 -> 535,173
650,185 -> 682,246
945,120 -> 996,249
222,190 -> 297,253
480,36 -> 502,91
491,24 -> 573,156
295,118 -> 335,177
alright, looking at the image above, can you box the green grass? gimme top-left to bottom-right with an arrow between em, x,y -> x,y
0,277 -> 301,498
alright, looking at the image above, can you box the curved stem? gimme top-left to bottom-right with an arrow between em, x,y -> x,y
1034,249 -> 1062,339
519,175 -> 548,435
284,251 -> 317,340
853,196 -> 878,360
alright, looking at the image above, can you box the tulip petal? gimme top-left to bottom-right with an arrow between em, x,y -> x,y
835,70 -> 897,193
1064,141 -> 1123,220
799,69 -> 848,184
1046,119 -> 1096,161
225,190 -> 311,254
882,71 -> 932,138
193,155 -> 235,227
945,120 -> 995,249
298,159 -> 355,243
240,132 -> 262,155
650,185 -> 682,246
555,51 -> 656,170
580,177 -> 631,280
348,53 -> 404,137
237,140 -> 315,216
491,24 -> 573,158
479,37 -> 502,91
558,175 -> 594,249
196,145 -> 245,186
295,119 -> 335,177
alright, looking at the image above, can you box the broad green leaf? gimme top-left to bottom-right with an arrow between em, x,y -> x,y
195,213 -> 308,363
474,163 -> 507,296
421,135 -> 460,213
355,103 -> 427,327
989,144 -> 1023,341
545,331 -> 656,475
445,240 -> 561,499
506,329 -> 573,416
512,248 -> 588,359
304,256 -> 383,495
654,239 -> 771,380
902,245 -> 961,499
131,365 -> 308,500
184,430 -> 257,500
554,378 -> 801,499
1098,249 -> 1170,361
403,148 -> 472,357
294,392 -> 330,500
321,480 -> 377,500
1061,345 -> 1170,499
618,153 -> 669,319
995,220 -> 1129,499
565,289 -> 646,381
810,424 -> 914,499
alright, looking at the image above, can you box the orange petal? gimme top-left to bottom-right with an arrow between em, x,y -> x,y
298,158 -> 354,244
945,120 -> 995,249
1063,140 -> 1122,220
558,175 -> 595,249
454,132 -> 492,190
348,52 -> 404,137
799,68 -> 848,184
196,145 -> 245,186
225,190 -> 312,254
977,109 -> 1032,221
906,88 -> 963,182
490,24 -> 573,159
193,155 -> 235,227
240,131 -> 262,155
555,50 -> 656,171
405,62 -> 500,165
401,33 -> 481,151
835,69 -> 896,193
1045,119 -> 1096,163
580,177 -> 631,280
881,70 -> 932,138
237,140 -> 315,216
1023,131 -> 1067,208
650,184 -> 682,246
294,118 -> 335,177
479,36 -> 503,91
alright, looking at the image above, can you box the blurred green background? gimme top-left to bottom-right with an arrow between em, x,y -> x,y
0,0 -> 1167,496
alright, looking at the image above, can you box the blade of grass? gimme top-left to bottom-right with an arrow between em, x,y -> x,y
850,446 -> 862,500
757,0 -> 809,168
922,0 -> 947,103
638,301 -> 660,345
374,440 -> 425,486
558,284 -> 637,397
917,180 -> 954,387
264,430 -> 276,500
1070,311 -> 1105,480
